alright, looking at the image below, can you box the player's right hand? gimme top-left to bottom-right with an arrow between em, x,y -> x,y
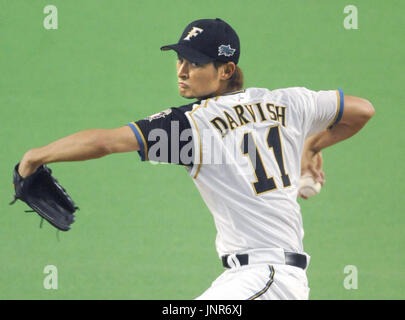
300,150 -> 325,186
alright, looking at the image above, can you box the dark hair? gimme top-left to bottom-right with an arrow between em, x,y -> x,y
213,61 -> 244,91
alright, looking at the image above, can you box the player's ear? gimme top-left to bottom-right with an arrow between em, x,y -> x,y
219,62 -> 236,81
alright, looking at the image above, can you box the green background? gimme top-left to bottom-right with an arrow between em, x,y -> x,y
0,0 -> 403,299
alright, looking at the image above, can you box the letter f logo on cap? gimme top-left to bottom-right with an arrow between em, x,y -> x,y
183,27 -> 204,41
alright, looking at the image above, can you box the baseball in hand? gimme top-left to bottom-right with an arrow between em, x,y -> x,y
298,173 -> 321,198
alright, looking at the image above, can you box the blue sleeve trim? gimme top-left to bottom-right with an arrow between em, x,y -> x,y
336,88 -> 344,124
329,88 -> 344,129
128,122 -> 146,161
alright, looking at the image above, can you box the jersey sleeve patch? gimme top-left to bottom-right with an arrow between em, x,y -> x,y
145,108 -> 173,122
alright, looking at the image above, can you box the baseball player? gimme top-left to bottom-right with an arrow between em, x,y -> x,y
17,18 -> 374,299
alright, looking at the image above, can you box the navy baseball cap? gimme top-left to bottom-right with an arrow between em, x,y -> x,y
161,18 -> 240,65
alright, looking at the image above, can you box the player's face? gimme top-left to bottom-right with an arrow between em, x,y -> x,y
176,56 -> 223,99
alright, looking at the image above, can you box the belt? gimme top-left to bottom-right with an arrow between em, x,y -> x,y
221,251 -> 307,270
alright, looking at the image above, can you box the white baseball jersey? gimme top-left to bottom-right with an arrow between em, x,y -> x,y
129,87 -> 344,258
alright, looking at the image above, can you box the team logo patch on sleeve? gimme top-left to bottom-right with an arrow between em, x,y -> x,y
145,108 -> 172,122
218,44 -> 236,57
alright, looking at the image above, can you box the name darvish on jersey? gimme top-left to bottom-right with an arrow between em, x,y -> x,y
209,99 -> 287,138
129,87 -> 344,256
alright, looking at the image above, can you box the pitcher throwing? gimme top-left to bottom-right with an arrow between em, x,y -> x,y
16,18 -> 375,299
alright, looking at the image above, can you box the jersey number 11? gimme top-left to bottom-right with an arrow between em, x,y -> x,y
241,125 -> 291,195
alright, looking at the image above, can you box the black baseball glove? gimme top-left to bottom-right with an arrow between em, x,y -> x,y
10,163 -> 78,231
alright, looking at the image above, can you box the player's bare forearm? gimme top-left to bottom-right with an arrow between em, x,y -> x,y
304,123 -> 360,155
305,95 -> 375,154
301,95 -> 374,181
19,126 -> 139,178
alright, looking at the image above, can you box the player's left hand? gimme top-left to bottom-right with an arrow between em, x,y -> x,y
18,150 -> 41,178
10,162 -> 78,231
